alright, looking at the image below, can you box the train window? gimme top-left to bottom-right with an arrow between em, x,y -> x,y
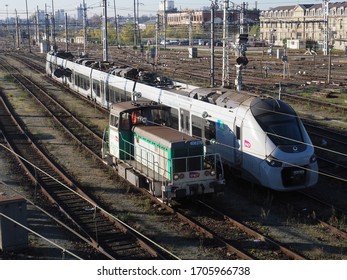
170,108 -> 179,129
131,111 -> 140,124
109,86 -> 118,103
180,112 -> 184,129
259,116 -> 303,145
192,115 -> 202,138
204,120 -> 216,143
188,146 -> 203,171
236,126 -> 241,140
110,115 -> 118,128
149,108 -> 171,126
75,74 -> 90,90
120,91 -> 127,102
172,149 -> 187,172
93,79 -> 101,97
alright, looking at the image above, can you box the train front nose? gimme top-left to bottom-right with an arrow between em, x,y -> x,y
261,150 -> 319,190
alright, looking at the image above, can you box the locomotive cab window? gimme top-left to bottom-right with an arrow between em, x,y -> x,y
120,113 -> 131,130
110,115 -> 118,128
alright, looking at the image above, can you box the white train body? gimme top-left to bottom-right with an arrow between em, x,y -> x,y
46,51 -> 318,191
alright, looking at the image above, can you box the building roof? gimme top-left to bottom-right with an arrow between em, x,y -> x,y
267,2 -> 347,11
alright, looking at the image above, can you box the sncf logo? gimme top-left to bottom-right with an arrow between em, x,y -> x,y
244,140 -> 251,148
189,172 -> 200,178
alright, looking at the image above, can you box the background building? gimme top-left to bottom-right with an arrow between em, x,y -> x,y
260,2 -> 347,51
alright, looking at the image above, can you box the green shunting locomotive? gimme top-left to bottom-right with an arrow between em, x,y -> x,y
101,101 -> 225,204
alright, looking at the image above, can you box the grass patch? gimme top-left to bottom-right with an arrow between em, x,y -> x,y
4,74 -> 15,83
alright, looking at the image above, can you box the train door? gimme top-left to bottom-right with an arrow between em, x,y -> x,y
101,80 -> 105,107
180,109 -> 190,134
234,117 -> 243,167
104,75 -> 111,109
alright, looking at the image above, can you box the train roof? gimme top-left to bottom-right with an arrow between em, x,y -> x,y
48,50 -> 74,60
110,100 -> 169,114
188,88 -> 255,108
132,126 -> 202,149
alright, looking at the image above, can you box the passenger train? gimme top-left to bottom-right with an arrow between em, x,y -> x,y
46,50 -> 319,191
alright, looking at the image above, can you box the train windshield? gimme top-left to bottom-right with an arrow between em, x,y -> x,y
251,98 -> 304,146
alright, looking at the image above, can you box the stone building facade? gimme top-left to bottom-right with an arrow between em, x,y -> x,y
260,2 -> 347,51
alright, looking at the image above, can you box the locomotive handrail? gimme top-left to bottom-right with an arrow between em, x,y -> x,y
120,136 -> 222,182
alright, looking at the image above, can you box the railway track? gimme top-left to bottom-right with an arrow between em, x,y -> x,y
3,49 -> 347,255
0,57 -> 104,161
303,121 -> 347,200
10,50 -> 347,188
2,54 -> 292,259
0,53 -> 307,259
0,58 -> 179,259
178,199 -> 306,260
0,93 -> 172,259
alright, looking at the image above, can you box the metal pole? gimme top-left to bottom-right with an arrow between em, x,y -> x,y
25,0 -> 31,52
137,0 -> 141,44
15,9 -> 20,49
240,2 -> 246,34
188,12 -> 193,46
163,0 -> 167,50
5,4 -> 9,36
210,0 -> 217,87
36,6 -> 40,45
328,46 -> 332,83
113,0 -> 119,46
222,0 -> 229,87
83,0 -> 87,54
323,0 -> 329,56
133,0 -> 137,46
102,0 -> 109,61
155,14 -> 159,65
116,15 -> 120,46
51,0 -> 56,50
45,4 -> 51,51
65,13 -> 68,52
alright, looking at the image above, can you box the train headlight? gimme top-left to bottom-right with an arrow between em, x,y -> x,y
310,154 -> 317,163
173,173 -> 185,180
266,156 -> 282,167
204,170 -> 216,176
